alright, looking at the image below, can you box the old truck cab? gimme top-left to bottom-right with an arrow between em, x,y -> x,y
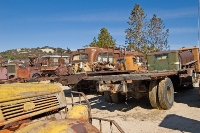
0,83 -> 124,133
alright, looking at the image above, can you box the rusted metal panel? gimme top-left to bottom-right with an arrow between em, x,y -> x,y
179,51 -> 194,65
150,71 -> 178,78
15,119 -> 100,133
179,46 -> 200,72
85,73 -> 151,82
59,73 -> 87,86
0,67 -> 7,80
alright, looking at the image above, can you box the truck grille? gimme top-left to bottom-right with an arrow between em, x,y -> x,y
0,93 -> 61,126
7,64 -> 16,73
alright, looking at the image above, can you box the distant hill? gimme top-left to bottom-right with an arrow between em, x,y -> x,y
0,46 -> 71,60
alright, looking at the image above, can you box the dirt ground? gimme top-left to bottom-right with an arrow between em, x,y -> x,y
49,81 -> 200,133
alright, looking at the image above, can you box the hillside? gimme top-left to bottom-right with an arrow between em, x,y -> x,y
0,46 -> 71,60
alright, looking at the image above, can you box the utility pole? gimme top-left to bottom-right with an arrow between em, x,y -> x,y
198,0 -> 200,49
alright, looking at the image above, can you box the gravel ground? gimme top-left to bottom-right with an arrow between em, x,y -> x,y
50,81 -> 200,133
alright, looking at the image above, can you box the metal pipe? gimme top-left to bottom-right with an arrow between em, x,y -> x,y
92,117 -> 125,133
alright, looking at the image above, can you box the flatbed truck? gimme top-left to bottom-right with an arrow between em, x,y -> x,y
60,46 -> 200,110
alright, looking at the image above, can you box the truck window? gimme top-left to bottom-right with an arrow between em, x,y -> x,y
19,63 -> 26,68
102,53 -> 108,62
156,54 -> 168,60
73,55 -> 80,60
133,58 -> 137,63
64,58 -> 69,64
108,53 -> 114,62
97,53 -> 102,62
80,54 -> 88,60
73,54 -> 88,61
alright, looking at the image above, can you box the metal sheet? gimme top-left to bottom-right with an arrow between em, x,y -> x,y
179,51 -> 194,65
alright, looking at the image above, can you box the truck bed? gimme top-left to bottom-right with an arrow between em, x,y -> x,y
58,70 -> 187,86
84,70 -> 179,82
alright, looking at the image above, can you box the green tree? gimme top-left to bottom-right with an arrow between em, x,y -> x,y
125,4 -> 169,56
89,28 -> 116,48
66,47 -> 71,54
125,4 -> 147,53
56,48 -> 63,54
9,56 -> 15,60
147,14 -> 169,52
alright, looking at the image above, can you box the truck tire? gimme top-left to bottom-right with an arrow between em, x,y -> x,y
32,73 -> 40,78
158,78 -> 174,110
104,92 -> 112,103
111,93 -> 119,103
149,80 -> 159,109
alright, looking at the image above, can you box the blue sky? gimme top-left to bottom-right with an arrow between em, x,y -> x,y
0,0 -> 199,52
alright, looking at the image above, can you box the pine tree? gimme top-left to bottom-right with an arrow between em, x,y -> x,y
125,4 -> 169,56
147,14 -> 169,52
89,28 -> 116,48
125,4 -> 147,52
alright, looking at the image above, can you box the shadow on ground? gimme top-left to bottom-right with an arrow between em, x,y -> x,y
88,95 -> 154,112
174,87 -> 200,108
63,86 -> 200,112
159,114 -> 200,132
63,89 -> 152,112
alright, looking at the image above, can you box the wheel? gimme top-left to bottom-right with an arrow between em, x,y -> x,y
111,93 -> 119,103
149,80 -> 159,109
189,71 -> 198,89
187,84 -> 194,89
104,92 -> 112,103
50,74 -> 56,77
32,73 -> 40,78
118,93 -> 126,101
158,78 -> 174,110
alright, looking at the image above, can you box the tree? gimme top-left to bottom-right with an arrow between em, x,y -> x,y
89,28 -> 116,48
125,4 -> 147,53
66,47 -> 71,54
125,4 -> 169,56
147,14 -> 169,52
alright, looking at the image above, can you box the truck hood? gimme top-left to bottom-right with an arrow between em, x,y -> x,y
0,83 -> 62,102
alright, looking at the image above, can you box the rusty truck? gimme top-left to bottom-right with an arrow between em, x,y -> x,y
58,47 -> 145,93
40,55 -> 69,77
59,46 -> 199,110
0,55 -> 70,84
0,83 -> 124,133
0,58 -> 41,83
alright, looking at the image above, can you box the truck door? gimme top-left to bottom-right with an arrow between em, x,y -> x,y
154,54 -> 169,70
17,64 -> 30,78
0,67 -> 8,80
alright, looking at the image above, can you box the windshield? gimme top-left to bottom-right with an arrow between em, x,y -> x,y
73,54 -> 88,60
